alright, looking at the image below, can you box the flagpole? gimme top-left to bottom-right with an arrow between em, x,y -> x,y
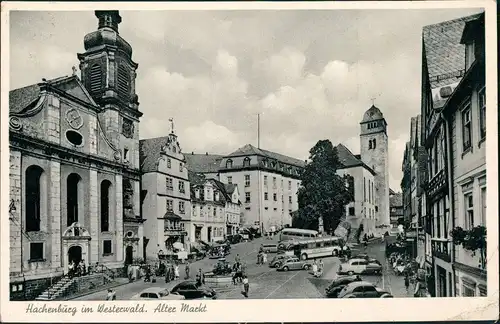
257,113 -> 260,149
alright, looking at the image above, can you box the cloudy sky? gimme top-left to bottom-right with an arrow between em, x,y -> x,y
10,7 -> 482,190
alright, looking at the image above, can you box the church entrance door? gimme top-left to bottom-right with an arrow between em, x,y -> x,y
68,245 -> 82,265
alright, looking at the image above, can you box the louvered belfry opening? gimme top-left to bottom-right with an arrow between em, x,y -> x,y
117,65 -> 130,100
88,64 -> 103,95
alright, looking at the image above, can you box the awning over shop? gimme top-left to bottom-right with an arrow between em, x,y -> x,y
164,211 -> 182,221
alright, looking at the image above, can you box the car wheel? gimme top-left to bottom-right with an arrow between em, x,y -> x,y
283,266 -> 289,271
301,253 -> 308,260
303,264 -> 310,270
333,250 -> 339,257
347,271 -> 354,275
275,263 -> 281,268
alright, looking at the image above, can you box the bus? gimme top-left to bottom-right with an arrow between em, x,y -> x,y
279,228 -> 319,242
288,236 -> 344,260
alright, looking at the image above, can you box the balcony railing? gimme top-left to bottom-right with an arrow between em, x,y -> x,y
431,238 -> 452,262
427,169 -> 447,199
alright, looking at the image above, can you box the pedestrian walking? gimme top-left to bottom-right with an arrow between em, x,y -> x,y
318,259 -> 324,272
262,252 -> 268,264
68,261 -> 75,278
185,261 -> 190,279
312,260 -> 318,276
106,289 -> 116,301
174,263 -> 180,280
235,254 -> 241,264
404,275 -> 410,293
241,275 -> 249,298
165,263 -> 171,283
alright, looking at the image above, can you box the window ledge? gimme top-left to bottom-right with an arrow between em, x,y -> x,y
462,146 -> 473,158
28,258 -> 46,263
478,137 -> 485,148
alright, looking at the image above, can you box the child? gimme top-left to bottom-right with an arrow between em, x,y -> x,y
404,275 -> 410,292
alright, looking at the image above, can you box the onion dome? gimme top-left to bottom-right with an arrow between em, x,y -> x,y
362,105 -> 384,123
83,11 -> 132,58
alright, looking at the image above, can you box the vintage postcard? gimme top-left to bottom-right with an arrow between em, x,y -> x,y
1,1 -> 498,322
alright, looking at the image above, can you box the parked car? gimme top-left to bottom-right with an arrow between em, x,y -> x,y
227,234 -> 243,244
276,257 -> 312,271
351,253 -> 382,265
131,287 -> 185,300
170,281 -> 217,300
325,275 -> 362,298
337,258 -> 382,275
261,243 -> 278,253
269,254 -> 295,268
337,281 -> 393,298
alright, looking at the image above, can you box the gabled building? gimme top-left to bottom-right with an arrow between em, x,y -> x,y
335,144 -> 377,235
140,131 -> 191,260
9,11 -> 144,300
441,13 -> 486,297
420,12 -> 482,297
218,144 -> 305,234
389,191 -> 404,228
189,173 -> 227,243
211,180 -> 242,236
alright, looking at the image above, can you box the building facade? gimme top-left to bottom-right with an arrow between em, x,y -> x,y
389,191 -> 404,228
420,12 -> 483,297
218,144 -> 304,234
9,11 -> 143,300
359,105 -> 391,228
140,132 -> 192,260
441,13 -> 486,297
211,181 -> 242,236
335,144 -> 377,235
189,175 -> 228,243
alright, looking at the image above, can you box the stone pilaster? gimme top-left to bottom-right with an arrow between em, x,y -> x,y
49,160 -> 61,268
88,115 -> 98,155
46,95 -> 60,144
137,224 -> 144,259
115,174 -> 123,262
133,180 -> 140,217
9,150 -> 22,274
89,169 -> 99,263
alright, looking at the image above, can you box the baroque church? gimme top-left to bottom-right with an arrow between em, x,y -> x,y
8,11 -> 144,300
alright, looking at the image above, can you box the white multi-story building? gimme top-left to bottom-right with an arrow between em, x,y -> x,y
140,131 -> 191,260
218,144 -> 304,234
189,175 -> 228,243
441,13 -> 486,297
335,144 -> 377,236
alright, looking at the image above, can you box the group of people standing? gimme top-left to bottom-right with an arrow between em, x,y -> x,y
256,247 -> 268,265
68,260 -> 88,278
162,261 -> 190,283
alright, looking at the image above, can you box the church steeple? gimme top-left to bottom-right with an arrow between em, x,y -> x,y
77,10 -> 140,112
96,10 -> 122,32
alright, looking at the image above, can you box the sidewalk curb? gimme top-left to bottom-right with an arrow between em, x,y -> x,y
63,279 -> 132,301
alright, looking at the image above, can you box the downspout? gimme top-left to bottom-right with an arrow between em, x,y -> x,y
443,112 -> 456,296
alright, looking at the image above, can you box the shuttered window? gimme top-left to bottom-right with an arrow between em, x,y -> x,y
89,64 -> 102,93
117,65 -> 130,98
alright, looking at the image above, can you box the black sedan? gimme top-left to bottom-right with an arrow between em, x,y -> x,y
170,281 -> 217,300
325,275 -> 362,298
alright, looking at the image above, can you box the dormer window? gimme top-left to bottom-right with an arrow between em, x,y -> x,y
215,192 -> 219,201
226,159 -> 233,169
195,189 -> 200,199
465,40 -> 475,70
243,157 -> 251,167
167,158 -> 171,168
179,163 -> 183,172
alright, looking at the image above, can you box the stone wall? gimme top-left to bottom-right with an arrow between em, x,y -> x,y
10,276 -> 63,301
9,150 -> 22,274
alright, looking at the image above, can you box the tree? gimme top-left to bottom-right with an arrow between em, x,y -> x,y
293,140 -> 354,232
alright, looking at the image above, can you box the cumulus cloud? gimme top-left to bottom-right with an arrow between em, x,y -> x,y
10,9 -> 483,189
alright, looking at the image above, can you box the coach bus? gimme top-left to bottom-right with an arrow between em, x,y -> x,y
279,228 -> 319,242
286,236 -> 344,260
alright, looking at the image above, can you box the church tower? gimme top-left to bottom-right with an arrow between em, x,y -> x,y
360,105 -> 390,227
77,11 -> 144,260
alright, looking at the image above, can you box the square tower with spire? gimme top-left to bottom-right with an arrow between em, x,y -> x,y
360,105 -> 391,228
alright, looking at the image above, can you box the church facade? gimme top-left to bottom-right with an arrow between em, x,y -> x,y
8,11 -> 144,300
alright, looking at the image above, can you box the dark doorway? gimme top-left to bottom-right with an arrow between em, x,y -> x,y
67,173 -> 81,226
125,246 -> 133,265
207,227 -> 212,242
68,245 -> 82,265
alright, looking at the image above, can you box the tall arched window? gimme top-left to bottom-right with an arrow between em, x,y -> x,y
369,140 -> 373,149
226,159 -> 233,169
101,180 -> 112,232
67,173 -> 82,226
243,157 -> 250,167
373,139 -> 377,149
25,165 -> 44,232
